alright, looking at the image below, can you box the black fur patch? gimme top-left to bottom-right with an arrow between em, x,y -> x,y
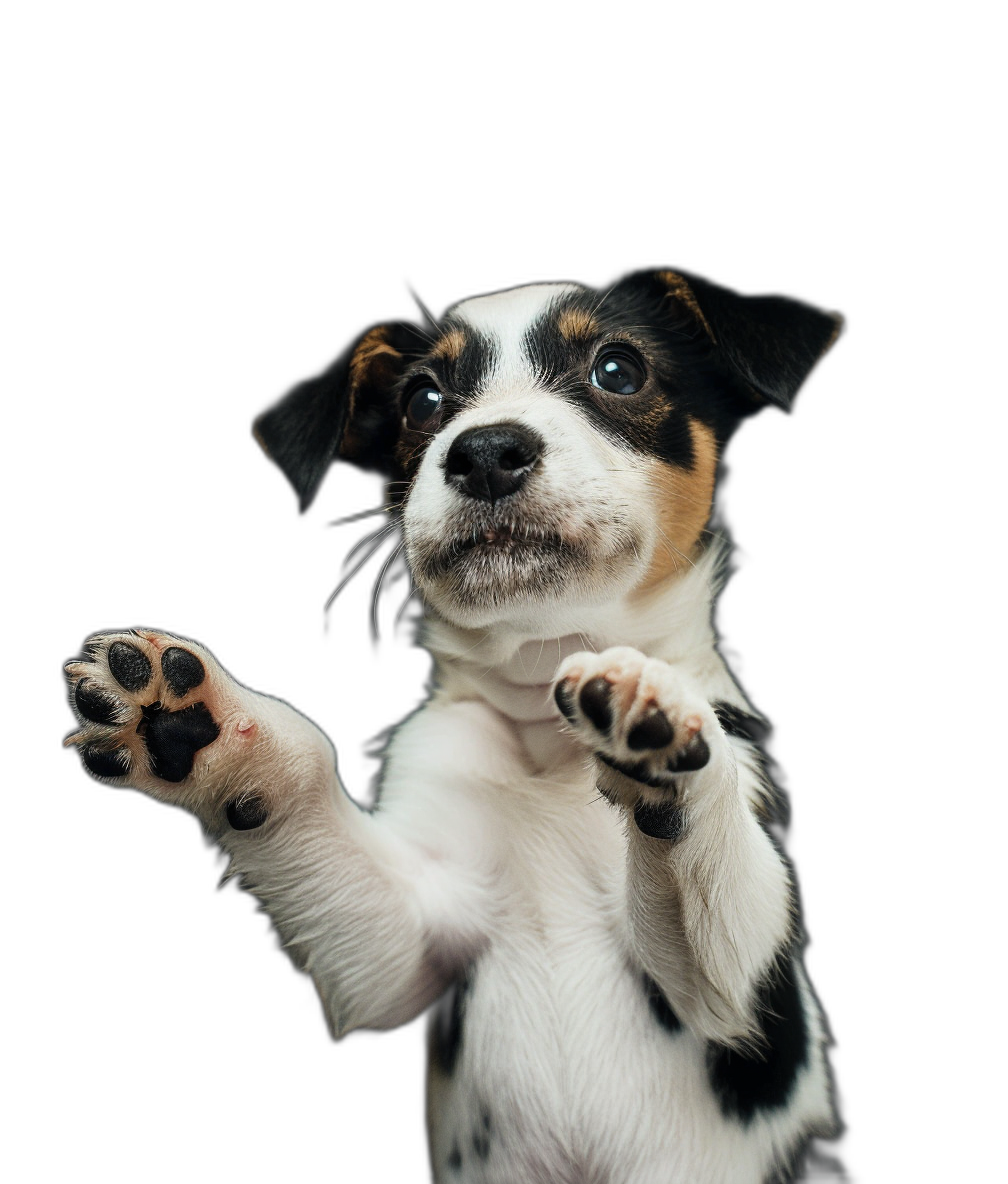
713,700 -> 770,745
762,1131 -> 852,1179
429,971 -> 472,1076
107,641 -> 152,693
142,702 -> 220,783
642,973 -> 683,1034
706,956 -> 809,1123
447,1144 -> 462,1171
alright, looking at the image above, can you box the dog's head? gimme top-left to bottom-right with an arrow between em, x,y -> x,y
255,271 -> 841,629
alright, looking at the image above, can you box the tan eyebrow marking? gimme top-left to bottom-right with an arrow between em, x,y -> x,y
430,327 -> 467,361
556,307 -> 599,340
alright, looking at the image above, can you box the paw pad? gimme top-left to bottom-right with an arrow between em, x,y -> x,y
66,632 -> 221,786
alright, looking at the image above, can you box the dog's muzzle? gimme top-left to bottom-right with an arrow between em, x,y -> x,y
443,422 -> 545,503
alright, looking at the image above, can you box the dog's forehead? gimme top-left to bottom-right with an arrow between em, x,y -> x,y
446,282 -> 586,361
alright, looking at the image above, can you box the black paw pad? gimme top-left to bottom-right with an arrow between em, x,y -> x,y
74,679 -> 123,726
667,733 -> 710,773
144,702 -> 220,782
553,680 -> 578,721
82,743 -> 131,779
107,641 -> 152,693
580,677 -> 613,733
633,798 -> 685,842
161,647 -> 205,698
225,795 -> 269,831
627,705 -> 674,751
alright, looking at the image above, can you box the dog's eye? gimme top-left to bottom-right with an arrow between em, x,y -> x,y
405,383 -> 443,431
590,348 -> 646,395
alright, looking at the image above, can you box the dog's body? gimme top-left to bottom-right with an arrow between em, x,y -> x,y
66,271 -> 842,1182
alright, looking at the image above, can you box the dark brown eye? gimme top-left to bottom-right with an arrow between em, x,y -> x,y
590,348 -> 646,395
405,382 -> 443,431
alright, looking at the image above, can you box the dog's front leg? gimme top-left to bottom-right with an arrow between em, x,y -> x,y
554,647 -> 796,1051
65,629 -> 489,1037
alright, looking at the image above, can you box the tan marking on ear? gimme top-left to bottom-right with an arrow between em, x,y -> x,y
635,417 -> 719,593
557,307 -> 598,340
431,327 -> 466,360
251,420 -> 271,457
657,271 -> 716,343
348,327 -> 402,392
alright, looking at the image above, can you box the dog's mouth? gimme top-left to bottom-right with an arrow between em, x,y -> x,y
422,520 -> 568,581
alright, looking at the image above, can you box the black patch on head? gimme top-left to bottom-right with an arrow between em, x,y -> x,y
74,679 -> 122,726
81,743 -> 130,779
642,973 -> 683,1035
161,647 -> 205,698
713,700 -> 770,745
107,641 -> 152,693
522,289 -> 703,464
429,970 -> 472,1076
762,1127 -> 852,1184
142,701 -> 220,783
706,955 -> 809,1123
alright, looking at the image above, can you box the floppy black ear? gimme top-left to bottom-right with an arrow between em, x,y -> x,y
254,321 -> 427,511
627,269 -> 842,412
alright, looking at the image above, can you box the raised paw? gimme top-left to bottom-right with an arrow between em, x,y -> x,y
64,630 -> 259,814
554,647 -> 723,829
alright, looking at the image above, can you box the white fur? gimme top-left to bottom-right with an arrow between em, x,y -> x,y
69,284 -> 838,1182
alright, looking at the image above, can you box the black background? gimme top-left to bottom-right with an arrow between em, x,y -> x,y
33,97 -> 914,1179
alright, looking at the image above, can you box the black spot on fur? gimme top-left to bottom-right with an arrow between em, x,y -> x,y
642,974 -> 682,1034
627,705 -> 673,750
225,795 -> 269,831
472,1105 -> 493,1158
633,798 -> 685,842
762,1131 -> 852,1179
447,1144 -> 462,1171
713,700 -> 770,744
107,641 -> 152,693
82,744 -> 130,779
143,702 -> 220,783
707,956 -> 809,1123
430,971 -> 472,1076
579,677 -> 613,733
161,647 -> 205,697
74,679 -> 122,726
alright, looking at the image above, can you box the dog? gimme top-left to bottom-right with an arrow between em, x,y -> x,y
65,268 -> 843,1183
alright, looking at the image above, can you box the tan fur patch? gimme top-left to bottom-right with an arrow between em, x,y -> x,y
348,327 -> 402,392
556,307 -> 598,340
657,271 -> 716,343
431,327 -> 466,361
635,417 -> 719,592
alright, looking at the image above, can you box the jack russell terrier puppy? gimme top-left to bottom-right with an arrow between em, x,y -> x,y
65,269 -> 843,1183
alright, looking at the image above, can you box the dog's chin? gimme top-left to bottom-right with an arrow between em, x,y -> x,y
409,524 -> 644,630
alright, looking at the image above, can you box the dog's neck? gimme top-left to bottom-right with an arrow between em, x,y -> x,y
421,542 -> 727,771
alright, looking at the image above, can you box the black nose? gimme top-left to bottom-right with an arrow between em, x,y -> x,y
443,422 -> 545,503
